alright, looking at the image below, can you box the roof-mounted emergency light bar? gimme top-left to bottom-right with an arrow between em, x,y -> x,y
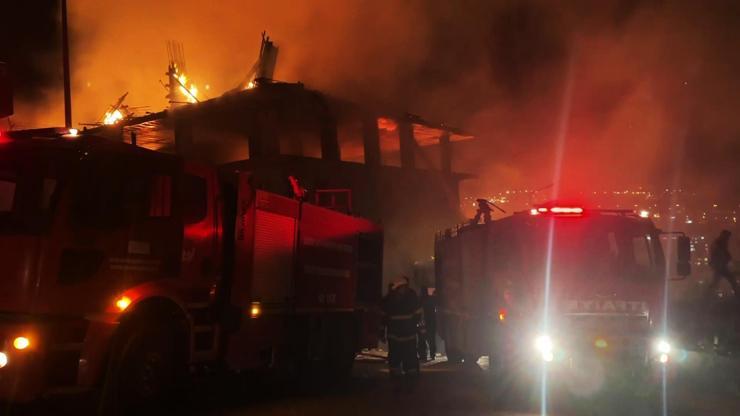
529,205 -> 584,216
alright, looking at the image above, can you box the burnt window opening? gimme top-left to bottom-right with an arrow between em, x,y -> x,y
337,120 -> 365,163
377,117 -> 401,167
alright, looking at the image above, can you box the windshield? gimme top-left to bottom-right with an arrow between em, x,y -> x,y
521,218 -> 661,290
0,146 -> 68,233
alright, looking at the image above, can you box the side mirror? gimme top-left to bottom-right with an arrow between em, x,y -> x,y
0,62 -> 12,118
676,235 -> 691,277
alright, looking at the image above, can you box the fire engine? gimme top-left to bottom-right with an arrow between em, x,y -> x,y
434,203 -> 691,385
0,127 -> 383,407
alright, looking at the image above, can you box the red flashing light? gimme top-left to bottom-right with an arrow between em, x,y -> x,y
550,206 -> 584,214
530,205 -> 585,216
498,308 -> 508,322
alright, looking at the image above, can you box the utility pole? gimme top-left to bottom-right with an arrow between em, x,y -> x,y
61,0 -> 72,128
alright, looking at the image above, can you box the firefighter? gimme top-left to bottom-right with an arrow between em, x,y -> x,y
471,199 -> 493,225
417,286 -> 437,361
707,230 -> 738,298
382,278 -> 422,382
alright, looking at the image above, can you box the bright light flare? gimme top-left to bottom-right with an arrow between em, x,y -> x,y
550,206 -> 584,214
659,353 -> 669,364
656,339 -> 672,354
639,210 -> 650,218
0,352 -> 7,368
249,302 -> 262,319
530,206 -> 584,215
103,109 -> 123,125
534,334 -> 554,361
13,337 -> 30,350
68,128 -> 79,136
115,296 -> 132,312
176,71 -> 199,103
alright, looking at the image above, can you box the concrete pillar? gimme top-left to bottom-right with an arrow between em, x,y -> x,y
320,115 -> 340,161
399,120 -> 415,169
362,115 -> 381,166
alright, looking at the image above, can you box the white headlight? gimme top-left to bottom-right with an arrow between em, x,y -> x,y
0,352 -> 7,368
534,335 -> 554,361
534,335 -> 553,352
656,339 -> 671,354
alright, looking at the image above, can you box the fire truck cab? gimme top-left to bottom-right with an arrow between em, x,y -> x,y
435,203 -> 691,383
0,129 -> 382,406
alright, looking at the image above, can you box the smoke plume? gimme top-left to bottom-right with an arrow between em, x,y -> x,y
7,0 -> 740,204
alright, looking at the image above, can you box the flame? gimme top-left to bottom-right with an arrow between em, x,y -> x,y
103,109 -> 124,125
245,80 -> 256,90
377,117 -> 398,132
175,70 -> 199,103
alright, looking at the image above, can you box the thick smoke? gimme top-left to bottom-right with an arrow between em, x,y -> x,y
8,0 -> 740,203
1,1 -> 64,128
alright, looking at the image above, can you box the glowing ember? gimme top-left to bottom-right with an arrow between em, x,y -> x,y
103,109 -> 123,125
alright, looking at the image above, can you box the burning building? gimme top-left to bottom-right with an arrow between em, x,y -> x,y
87,37 -> 474,283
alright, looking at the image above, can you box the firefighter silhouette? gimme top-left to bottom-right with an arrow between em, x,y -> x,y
708,230 -> 738,299
471,199 -> 506,225
471,199 -> 493,225
382,278 -> 422,384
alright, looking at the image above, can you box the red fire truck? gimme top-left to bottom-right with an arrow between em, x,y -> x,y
0,128 -> 383,407
435,203 -> 691,386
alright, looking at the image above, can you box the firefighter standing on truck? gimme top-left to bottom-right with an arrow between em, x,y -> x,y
382,277 -> 422,382
708,230 -> 738,299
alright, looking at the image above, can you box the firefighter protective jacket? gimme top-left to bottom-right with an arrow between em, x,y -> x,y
382,287 -> 422,342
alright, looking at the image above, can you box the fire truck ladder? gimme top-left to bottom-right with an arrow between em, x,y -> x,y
187,302 -> 220,363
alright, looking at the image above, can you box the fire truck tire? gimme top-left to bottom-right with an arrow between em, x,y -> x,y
98,318 -> 186,414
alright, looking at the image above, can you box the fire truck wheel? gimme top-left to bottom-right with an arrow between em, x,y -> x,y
99,319 -> 186,413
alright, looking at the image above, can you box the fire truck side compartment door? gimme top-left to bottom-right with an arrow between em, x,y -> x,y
230,171 -> 255,306
251,191 -> 298,303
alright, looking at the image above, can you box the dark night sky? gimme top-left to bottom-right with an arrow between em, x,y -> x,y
3,0 -> 740,204
1,1 -> 61,104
